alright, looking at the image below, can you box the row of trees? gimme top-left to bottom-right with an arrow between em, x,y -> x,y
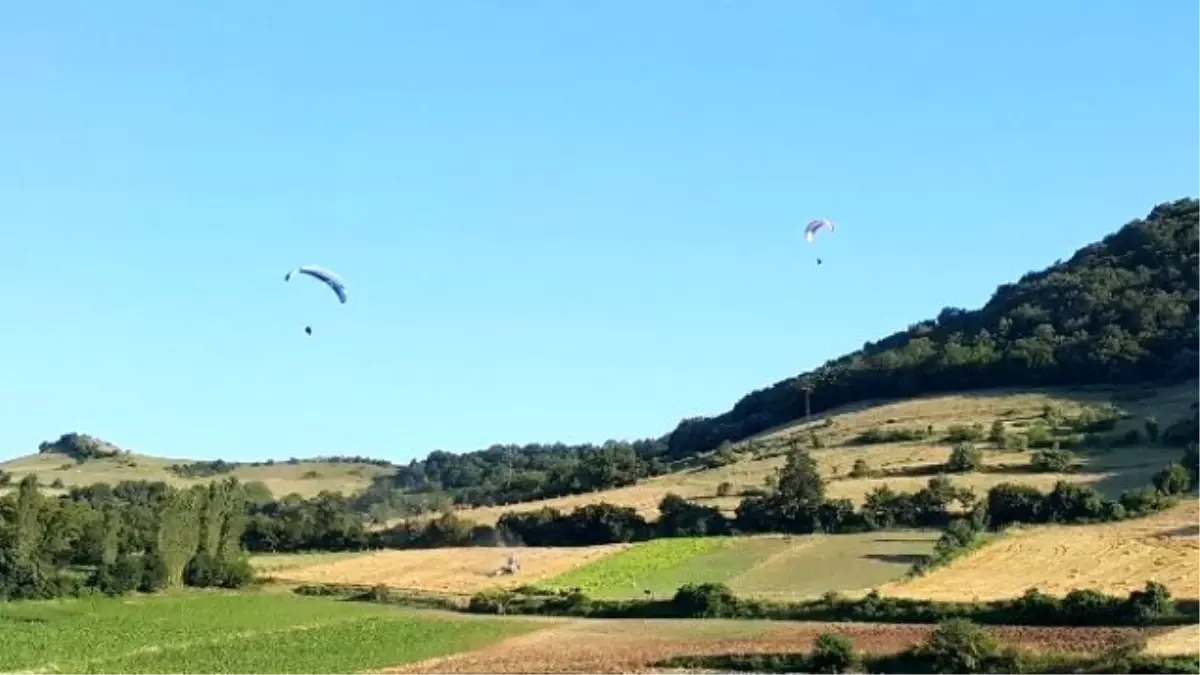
1,477 -> 253,600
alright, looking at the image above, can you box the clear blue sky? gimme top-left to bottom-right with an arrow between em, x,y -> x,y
2,1 -> 1196,463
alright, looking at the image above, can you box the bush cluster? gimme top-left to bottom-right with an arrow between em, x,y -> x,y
459,580 -> 1197,628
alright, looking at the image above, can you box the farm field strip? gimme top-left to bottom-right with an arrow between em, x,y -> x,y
881,499 -> 1200,601
539,532 -> 941,601
729,531 -> 941,601
262,544 -> 631,594
540,537 -> 777,599
378,617 -> 1180,674
0,594 -> 541,674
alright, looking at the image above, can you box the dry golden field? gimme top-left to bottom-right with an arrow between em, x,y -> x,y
880,499 -> 1200,602
0,451 -> 388,499
262,544 -> 631,595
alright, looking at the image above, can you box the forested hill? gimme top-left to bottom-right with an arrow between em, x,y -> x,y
665,198 -> 1199,460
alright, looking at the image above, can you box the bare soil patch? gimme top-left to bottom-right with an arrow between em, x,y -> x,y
373,618 -> 1168,674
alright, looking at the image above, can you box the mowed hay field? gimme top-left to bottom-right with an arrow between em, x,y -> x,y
379,618 -> 1187,674
436,382 -> 1198,526
539,532 -> 940,601
881,499 -> 1200,602
0,452 -> 388,499
0,593 -> 542,674
259,544 -> 632,595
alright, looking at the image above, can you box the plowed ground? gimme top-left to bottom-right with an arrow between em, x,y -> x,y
374,619 -> 1172,674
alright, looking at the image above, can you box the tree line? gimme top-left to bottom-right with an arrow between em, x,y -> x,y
1,476 -> 254,601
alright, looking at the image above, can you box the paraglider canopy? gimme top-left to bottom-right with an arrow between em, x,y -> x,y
804,220 -> 835,267
804,219 -> 834,243
285,265 -> 347,304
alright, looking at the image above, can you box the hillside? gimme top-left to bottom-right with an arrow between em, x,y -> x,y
362,198 -> 1200,516
425,381 -> 1197,525
665,198 -> 1199,461
0,450 -> 389,500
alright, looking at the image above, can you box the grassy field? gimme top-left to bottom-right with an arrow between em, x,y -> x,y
537,532 -> 941,601
435,382 -> 1198,526
0,593 -> 541,674
0,452 -> 388,499
881,499 -> 1200,602
2,593 -> 1187,674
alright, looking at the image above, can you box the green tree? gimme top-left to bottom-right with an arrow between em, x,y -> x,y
947,443 -> 983,473
1151,463 -> 1191,495
809,633 -> 858,674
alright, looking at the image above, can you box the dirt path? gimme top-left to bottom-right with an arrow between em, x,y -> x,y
371,618 -> 1169,674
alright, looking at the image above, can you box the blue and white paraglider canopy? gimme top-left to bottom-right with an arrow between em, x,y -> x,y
284,265 -> 347,304
285,265 -> 346,335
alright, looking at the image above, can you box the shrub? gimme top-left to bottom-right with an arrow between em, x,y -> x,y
809,633 -> 858,674
911,619 -> 1008,674
673,582 -> 738,618
945,424 -> 986,443
1152,463 -> 1192,496
1030,448 -> 1075,472
849,458 -> 872,478
716,481 -> 733,497
988,420 -> 1006,444
946,443 -> 983,473
1144,417 -> 1161,443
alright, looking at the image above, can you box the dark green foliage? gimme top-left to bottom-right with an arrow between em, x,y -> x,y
656,494 -> 731,537
1145,416 -> 1161,443
37,432 -> 124,461
809,633 -> 858,674
1184,443 -> 1199,485
170,460 -> 238,478
458,579 -> 1198,629
183,551 -> 255,589
1152,463 -> 1192,495
1031,448 -> 1076,472
672,582 -> 738,618
492,502 -> 651,547
664,200 -> 1198,461
911,619 -> 1009,674
988,420 -> 1006,444
945,424 -> 987,443
368,438 -> 668,513
2,477 -> 257,601
947,442 -> 984,472
984,476 -> 1178,531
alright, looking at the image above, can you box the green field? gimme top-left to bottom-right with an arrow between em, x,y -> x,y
0,593 -> 541,674
540,531 -> 940,600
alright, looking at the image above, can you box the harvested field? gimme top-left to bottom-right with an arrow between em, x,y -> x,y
266,545 -> 631,594
376,618 -> 1173,674
881,499 -> 1200,602
1144,625 -> 1200,656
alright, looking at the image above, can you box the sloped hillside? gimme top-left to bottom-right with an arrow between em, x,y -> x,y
435,382 -> 1196,526
0,451 -> 391,500
665,198 -> 1199,460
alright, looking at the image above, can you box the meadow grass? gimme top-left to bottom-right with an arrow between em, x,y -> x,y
539,537 -> 748,598
0,592 -> 541,674
729,531 -> 941,600
538,531 -> 941,601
